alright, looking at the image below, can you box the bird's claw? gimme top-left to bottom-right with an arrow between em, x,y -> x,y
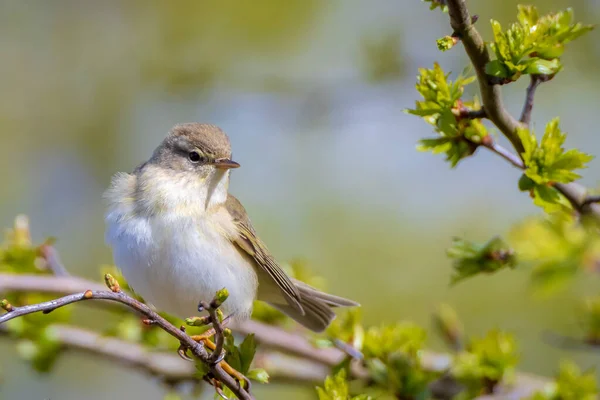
211,349 -> 226,365
177,343 -> 193,361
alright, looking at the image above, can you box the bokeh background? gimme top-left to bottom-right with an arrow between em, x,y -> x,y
1,1 -> 600,399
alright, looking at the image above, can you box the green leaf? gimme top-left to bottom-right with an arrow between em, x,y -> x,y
487,6 -> 593,81
432,303 -> 464,350
509,215 -> 600,296
527,361 -> 598,400
223,333 -> 242,372
316,370 -> 372,400
436,36 -> 457,52
518,174 -> 535,191
447,237 -> 516,284
525,58 -> 561,75
194,359 -> 210,379
452,330 -> 519,397
423,0 -> 448,12
518,118 -> 593,212
407,63 -> 486,167
485,60 -> 510,78
247,368 -> 270,384
238,333 -> 257,374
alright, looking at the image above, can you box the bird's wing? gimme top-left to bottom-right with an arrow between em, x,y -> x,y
224,194 -> 304,314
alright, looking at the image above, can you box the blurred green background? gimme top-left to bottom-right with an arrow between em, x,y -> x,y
1,0 -> 600,399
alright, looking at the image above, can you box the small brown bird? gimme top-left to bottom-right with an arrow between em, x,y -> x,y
104,123 -> 358,331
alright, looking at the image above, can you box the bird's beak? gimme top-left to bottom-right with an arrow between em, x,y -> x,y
213,158 -> 240,169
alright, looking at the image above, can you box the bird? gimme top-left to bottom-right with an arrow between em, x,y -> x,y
104,123 -> 358,332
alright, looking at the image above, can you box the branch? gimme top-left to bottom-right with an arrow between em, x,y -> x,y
0,280 -> 253,400
0,273 -> 551,399
39,244 -> 71,277
446,0 -> 523,155
446,0 -> 600,218
481,140 -> 524,170
0,323 -> 327,384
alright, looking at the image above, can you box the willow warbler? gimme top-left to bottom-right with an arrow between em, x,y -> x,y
104,123 -> 358,331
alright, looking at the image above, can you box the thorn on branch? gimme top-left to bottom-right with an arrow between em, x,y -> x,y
142,319 -> 156,326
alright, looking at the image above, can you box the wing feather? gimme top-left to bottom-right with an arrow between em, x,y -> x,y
225,194 -> 304,314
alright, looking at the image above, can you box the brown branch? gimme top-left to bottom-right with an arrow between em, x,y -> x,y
0,273 -> 551,399
481,140 -> 524,170
199,299 -> 226,364
39,244 -> 71,277
582,195 -> 600,207
446,0 -> 523,155
520,75 -> 540,126
446,0 -> 600,218
0,283 -> 253,400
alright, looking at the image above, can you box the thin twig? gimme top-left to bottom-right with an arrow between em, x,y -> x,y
481,140 -> 524,169
519,75 -> 541,126
0,273 -> 551,399
0,288 -> 253,400
199,300 -> 225,364
446,0 -> 524,155
520,74 -> 554,126
39,244 -> 71,277
582,195 -> 600,207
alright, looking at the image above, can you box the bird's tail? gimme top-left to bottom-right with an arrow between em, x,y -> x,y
268,280 -> 359,332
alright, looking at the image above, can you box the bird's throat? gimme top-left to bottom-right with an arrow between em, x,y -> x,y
135,166 -> 229,217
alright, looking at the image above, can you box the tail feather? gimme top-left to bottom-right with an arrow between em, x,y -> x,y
293,279 -> 360,307
270,296 -> 335,332
268,281 -> 359,332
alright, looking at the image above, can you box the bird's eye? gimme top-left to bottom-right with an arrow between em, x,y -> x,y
188,151 -> 203,163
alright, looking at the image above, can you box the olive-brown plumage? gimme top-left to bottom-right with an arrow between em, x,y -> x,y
105,123 -> 358,331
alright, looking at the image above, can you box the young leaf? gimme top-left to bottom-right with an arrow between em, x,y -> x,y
238,333 -> 257,374
487,6 -> 593,82
509,215 -> 600,295
423,0 -> 448,12
452,330 -> 519,397
447,237 -> 516,284
407,63 -> 486,167
527,361 -> 598,400
316,370 -> 372,400
517,118 -> 593,212
247,368 -> 270,384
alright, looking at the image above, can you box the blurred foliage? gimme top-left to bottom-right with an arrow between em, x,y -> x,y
447,236 -> 516,284
432,303 -> 464,351
361,33 -> 405,83
316,370 -> 371,400
509,214 -> 600,296
528,361 -> 598,400
452,330 -> 519,398
581,297 -> 600,344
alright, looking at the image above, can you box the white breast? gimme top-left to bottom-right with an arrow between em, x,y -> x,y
104,172 -> 258,320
